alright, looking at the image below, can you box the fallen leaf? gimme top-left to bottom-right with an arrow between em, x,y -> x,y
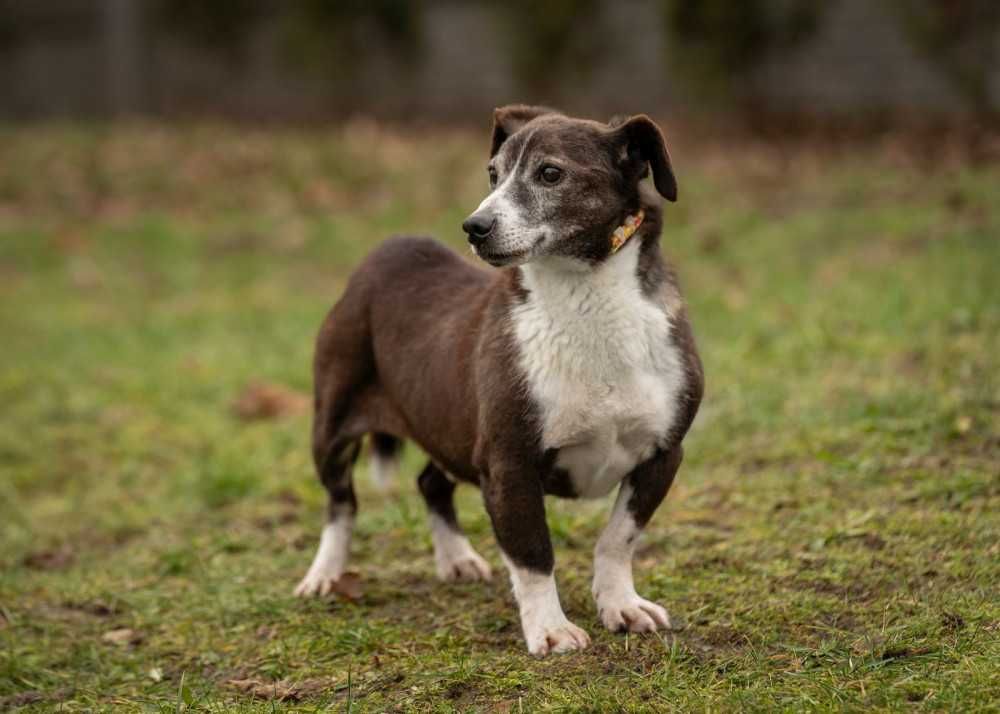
64,600 -> 119,617
102,628 -> 143,646
226,677 -> 332,702
327,571 -> 363,601
22,547 -> 74,571
0,688 -> 73,709
0,692 -> 44,707
861,533 -> 886,550
232,382 -> 309,421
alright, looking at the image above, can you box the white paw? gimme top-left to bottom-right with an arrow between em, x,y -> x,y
597,590 -> 671,633
436,549 -> 493,582
503,558 -> 589,656
294,520 -> 351,598
294,571 -> 344,598
524,618 -> 591,656
430,515 -> 492,582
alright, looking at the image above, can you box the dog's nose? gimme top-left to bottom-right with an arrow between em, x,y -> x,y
462,213 -> 496,245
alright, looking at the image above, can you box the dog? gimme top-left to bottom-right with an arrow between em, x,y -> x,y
296,105 -> 703,656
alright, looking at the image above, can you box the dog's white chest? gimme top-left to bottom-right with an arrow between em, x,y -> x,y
512,244 -> 685,499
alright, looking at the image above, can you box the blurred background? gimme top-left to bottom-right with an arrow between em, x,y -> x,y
1,1 -> 998,711
2,0 -> 999,123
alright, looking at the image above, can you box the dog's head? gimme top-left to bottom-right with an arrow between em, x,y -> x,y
462,105 -> 676,268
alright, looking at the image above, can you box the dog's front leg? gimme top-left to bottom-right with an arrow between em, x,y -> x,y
482,465 -> 590,656
592,446 -> 682,633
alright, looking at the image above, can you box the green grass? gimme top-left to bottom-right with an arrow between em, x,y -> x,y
0,123 -> 997,712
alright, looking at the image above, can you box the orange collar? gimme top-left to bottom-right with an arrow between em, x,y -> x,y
610,209 -> 645,253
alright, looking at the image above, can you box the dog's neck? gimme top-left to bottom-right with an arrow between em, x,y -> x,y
516,178 -> 667,299
518,231 -> 651,312
512,219 -> 674,403
610,210 -> 645,254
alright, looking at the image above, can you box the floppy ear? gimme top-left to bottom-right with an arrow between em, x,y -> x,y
614,114 -> 678,202
490,104 -> 556,157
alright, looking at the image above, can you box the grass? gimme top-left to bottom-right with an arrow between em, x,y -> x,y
0,122 -> 997,712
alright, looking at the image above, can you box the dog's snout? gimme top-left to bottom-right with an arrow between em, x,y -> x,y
462,213 -> 496,245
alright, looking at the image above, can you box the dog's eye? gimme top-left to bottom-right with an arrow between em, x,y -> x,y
540,165 -> 563,185
488,167 -> 498,188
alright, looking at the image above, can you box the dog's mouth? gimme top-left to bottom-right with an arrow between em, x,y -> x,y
479,249 -> 530,268
473,235 -> 547,268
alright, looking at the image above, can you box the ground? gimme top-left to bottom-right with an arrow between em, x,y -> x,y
0,123 -> 997,712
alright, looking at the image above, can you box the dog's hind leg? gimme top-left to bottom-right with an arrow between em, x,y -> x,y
368,432 -> 401,492
294,435 -> 362,597
417,462 -> 492,582
296,347 -> 370,598
297,282 -> 377,598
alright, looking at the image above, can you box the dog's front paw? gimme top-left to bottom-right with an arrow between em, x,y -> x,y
597,591 -> 671,633
524,618 -> 591,656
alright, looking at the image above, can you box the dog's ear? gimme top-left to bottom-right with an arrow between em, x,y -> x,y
612,114 -> 677,202
490,105 -> 555,157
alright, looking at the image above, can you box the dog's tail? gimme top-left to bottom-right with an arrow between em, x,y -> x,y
368,432 -> 402,492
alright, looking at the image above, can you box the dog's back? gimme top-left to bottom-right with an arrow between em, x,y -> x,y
312,235 -> 493,480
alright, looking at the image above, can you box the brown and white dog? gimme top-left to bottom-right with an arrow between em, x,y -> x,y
296,106 -> 703,656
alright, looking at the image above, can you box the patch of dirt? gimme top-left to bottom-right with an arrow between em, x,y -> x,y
859,533 -> 887,550
231,382 -> 309,421
680,533 -> 729,549
285,530 -> 312,550
941,612 -> 966,631
700,623 -> 746,648
680,554 -> 745,572
739,454 -> 801,475
22,547 -> 74,571
674,623 -> 749,662
227,676 -> 335,702
63,599 -> 122,617
276,489 -> 302,506
816,611 -> 861,633
224,669 -> 404,705
794,554 -> 829,571
253,511 -> 299,531
781,576 -> 882,602
0,688 -> 73,709
880,645 -> 936,661
672,517 -> 736,532
834,531 -> 888,551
